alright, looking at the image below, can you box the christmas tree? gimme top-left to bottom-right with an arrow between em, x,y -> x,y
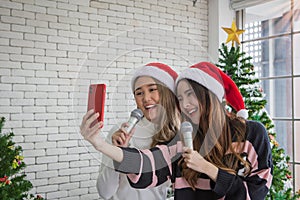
217,21 -> 300,200
0,117 -> 44,200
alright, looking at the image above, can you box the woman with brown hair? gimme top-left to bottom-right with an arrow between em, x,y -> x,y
84,62 -> 181,200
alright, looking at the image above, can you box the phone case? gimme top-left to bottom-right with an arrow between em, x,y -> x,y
87,84 -> 106,126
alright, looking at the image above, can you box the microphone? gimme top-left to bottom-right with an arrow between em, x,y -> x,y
180,121 -> 193,149
123,108 -> 144,134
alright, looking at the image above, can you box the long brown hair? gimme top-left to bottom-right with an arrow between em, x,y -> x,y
180,79 -> 249,190
150,81 -> 181,147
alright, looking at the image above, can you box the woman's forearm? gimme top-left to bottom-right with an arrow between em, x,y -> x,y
95,141 -> 124,163
204,162 -> 218,182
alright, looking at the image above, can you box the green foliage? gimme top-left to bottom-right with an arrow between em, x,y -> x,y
0,117 -> 45,200
217,43 -> 300,200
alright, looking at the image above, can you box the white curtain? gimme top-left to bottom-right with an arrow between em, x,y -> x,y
230,0 -> 274,10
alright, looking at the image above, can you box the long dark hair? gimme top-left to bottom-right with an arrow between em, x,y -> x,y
180,79 -> 249,190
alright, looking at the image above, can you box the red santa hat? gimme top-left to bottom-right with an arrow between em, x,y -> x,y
131,62 -> 178,93
176,62 -> 248,119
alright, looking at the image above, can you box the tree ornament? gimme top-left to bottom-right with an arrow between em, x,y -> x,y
222,21 -> 245,46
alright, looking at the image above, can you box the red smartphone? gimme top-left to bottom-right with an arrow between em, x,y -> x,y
87,84 -> 106,127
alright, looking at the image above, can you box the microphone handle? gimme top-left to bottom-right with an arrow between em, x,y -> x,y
124,116 -> 139,133
184,136 -> 193,150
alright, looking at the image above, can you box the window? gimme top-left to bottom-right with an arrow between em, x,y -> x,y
238,0 -> 300,193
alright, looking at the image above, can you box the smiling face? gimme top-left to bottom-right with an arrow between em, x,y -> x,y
176,79 -> 200,125
134,76 -> 161,122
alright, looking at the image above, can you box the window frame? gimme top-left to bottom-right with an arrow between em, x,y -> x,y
236,0 -> 300,194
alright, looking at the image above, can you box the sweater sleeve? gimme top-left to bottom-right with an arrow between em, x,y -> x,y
212,121 -> 273,199
97,162 -> 120,199
114,135 -> 182,189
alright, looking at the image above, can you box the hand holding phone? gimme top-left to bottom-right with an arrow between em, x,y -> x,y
87,84 -> 106,127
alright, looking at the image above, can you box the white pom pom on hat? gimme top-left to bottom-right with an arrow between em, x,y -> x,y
176,61 -> 248,119
131,62 -> 178,93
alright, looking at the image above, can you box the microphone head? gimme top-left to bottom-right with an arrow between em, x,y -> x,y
131,108 -> 144,121
180,121 -> 194,149
180,121 -> 193,134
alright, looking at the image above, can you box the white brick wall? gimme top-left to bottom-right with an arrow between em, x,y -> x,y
0,0 -> 209,199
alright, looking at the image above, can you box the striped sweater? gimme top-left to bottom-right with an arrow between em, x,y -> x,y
114,120 -> 273,200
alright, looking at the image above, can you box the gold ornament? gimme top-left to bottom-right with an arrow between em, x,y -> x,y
222,21 -> 245,46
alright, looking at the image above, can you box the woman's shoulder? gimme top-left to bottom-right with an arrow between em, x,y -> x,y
245,120 -> 269,142
246,120 -> 266,132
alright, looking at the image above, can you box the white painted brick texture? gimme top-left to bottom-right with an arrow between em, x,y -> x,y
0,0 -> 208,199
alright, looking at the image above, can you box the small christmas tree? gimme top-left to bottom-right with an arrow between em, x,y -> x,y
0,117 -> 44,200
217,21 -> 300,200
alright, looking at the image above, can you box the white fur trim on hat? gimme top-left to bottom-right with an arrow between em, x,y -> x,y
176,68 -> 224,101
131,65 -> 175,93
237,109 -> 248,119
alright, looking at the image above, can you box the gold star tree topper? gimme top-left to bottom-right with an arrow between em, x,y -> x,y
222,21 -> 245,46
